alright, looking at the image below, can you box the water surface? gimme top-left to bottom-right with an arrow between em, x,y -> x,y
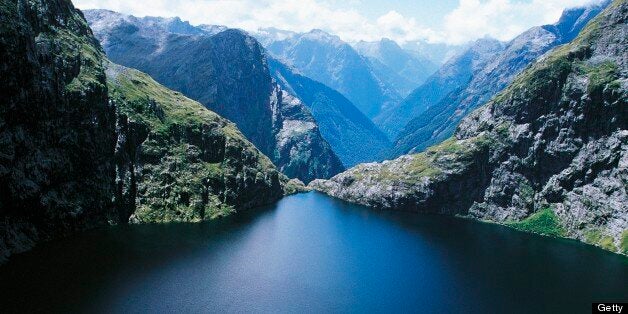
1,192 -> 626,313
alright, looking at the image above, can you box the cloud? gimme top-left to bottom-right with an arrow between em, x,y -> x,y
443,0 -> 605,44
72,0 -> 605,45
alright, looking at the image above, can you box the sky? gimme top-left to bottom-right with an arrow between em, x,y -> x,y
73,0 -> 605,45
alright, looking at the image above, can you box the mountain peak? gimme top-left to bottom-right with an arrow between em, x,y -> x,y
302,29 -> 343,44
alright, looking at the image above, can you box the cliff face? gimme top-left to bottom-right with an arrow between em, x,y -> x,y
268,57 -> 391,167
0,0 -> 117,262
312,0 -> 628,255
85,10 -> 343,183
0,1 -> 299,263
387,2 -> 609,155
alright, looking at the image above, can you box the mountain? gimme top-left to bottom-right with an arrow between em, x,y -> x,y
260,29 -> 401,118
375,38 -> 505,138
254,27 -> 297,46
401,40 -> 464,65
312,0 -> 627,255
0,0 -> 297,263
354,38 -> 438,96
268,58 -> 391,167
108,63 -> 296,223
85,10 -> 344,183
387,1 -> 610,156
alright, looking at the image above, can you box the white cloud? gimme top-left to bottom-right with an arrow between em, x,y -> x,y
72,0 -> 605,45
443,0 -> 605,44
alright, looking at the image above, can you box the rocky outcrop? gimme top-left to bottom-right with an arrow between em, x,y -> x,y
268,57 -> 391,167
0,0 -> 117,263
85,10 -> 343,183
387,1 -> 610,154
312,0 -> 628,255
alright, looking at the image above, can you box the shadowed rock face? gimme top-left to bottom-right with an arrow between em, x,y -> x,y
0,0 -> 117,262
385,1 -> 610,153
85,10 -> 343,183
312,0 -> 628,255
268,57 -> 391,167
0,1 -> 298,264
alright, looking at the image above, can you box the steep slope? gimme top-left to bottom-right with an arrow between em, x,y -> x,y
262,29 -> 401,118
268,58 -> 391,167
312,0 -> 628,255
0,0 -> 117,263
389,1 -> 610,156
108,63 -> 293,223
375,38 -> 504,138
354,38 -> 438,96
85,10 -> 343,183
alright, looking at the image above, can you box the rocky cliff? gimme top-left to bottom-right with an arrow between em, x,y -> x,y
0,0 -> 299,263
0,0 -> 117,262
387,1 -> 609,155
312,0 -> 628,255
85,10 -> 343,183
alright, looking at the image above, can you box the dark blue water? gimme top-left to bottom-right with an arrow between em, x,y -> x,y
1,192 -> 626,313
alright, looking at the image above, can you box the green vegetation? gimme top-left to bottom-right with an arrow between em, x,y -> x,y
518,181 -> 535,206
621,230 -> 628,255
359,135 -> 492,185
585,229 -> 617,251
62,30 -> 107,92
574,60 -> 621,93
507,207 -> 565,237
108,64 -> 222,135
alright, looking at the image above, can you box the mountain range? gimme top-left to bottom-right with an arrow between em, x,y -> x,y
259,29 -> 403,118
354,38 -> 438,97
384,1 -> 610,156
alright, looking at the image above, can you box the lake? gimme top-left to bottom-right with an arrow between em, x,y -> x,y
0,192 -> 626,313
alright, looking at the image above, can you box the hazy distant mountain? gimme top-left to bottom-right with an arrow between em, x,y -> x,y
268,58 -> 391,167
258,29 -> 401,118
401,40 -> 464,65
386,1 -> 609,157
376,38 -> 505,139
85,10 -> 344,183
255,27 -> 298,46
354,38 -> 438,96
